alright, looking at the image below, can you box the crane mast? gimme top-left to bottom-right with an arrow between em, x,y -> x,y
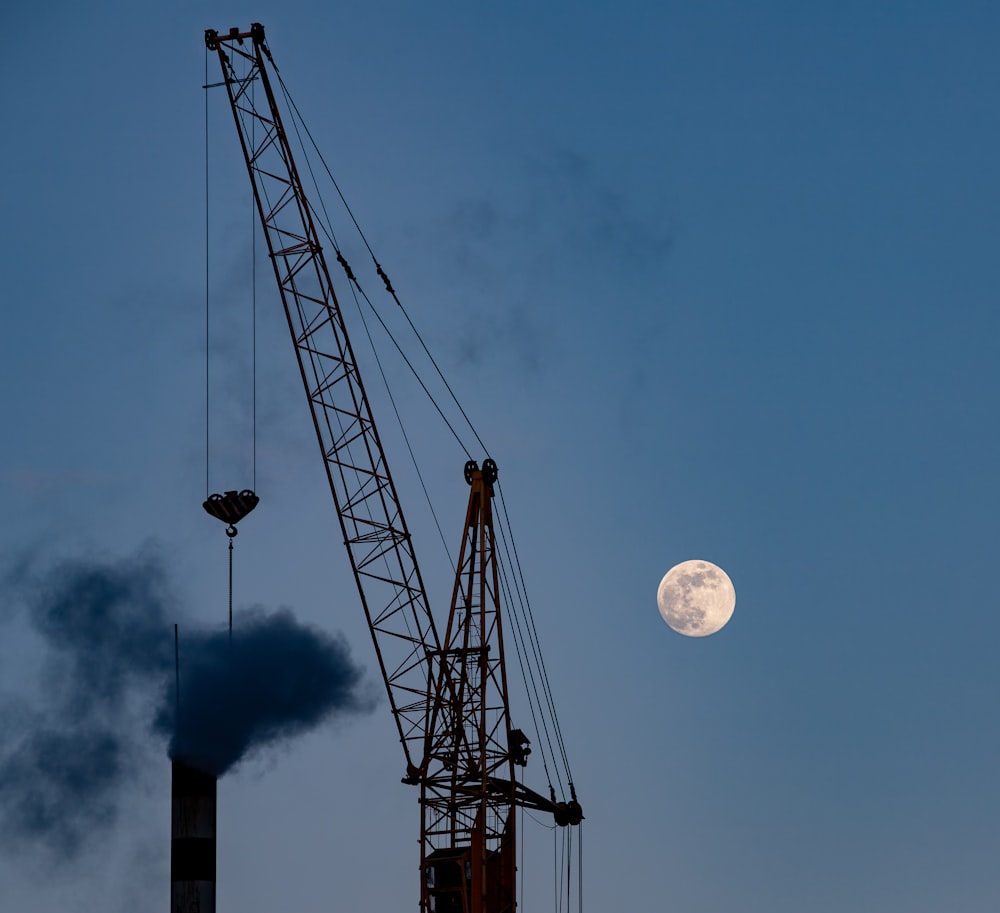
205,24 -> 581,913
423,458 -> 516,913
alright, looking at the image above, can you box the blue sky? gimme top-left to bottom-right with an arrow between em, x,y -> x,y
2,2 -> 999,911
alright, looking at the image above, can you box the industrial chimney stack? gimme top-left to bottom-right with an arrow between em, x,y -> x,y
171,759 -> 217,913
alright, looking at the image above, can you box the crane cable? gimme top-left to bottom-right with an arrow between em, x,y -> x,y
228,535 -> 234,644
275,74 -> 476,466
262,63 -> 458,611
273,69 -> 490,459
204,48 -> 210,499
341,276 -> 457,568
553,823 -> 583,913
272,62 -> 578,801
214,47 -> 587,913
241,45 -> 581,868
497,483 -> 575,785
271,71 -> 465,569
204,47 -> 261,639
204,50 -> 259,498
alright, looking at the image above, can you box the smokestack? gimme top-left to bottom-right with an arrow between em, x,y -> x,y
171,759 -> 216,913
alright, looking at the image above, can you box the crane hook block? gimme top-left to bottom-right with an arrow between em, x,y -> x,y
203,489 -> 260,530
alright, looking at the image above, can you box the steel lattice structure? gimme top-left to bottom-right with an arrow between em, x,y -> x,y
422,459 -> 517,913
206,24 -> 441,779
205,24 -> 581,913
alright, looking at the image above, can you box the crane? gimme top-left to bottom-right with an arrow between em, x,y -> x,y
204,24 -> 582,913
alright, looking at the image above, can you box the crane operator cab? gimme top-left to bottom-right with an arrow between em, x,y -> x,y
425,847 -> 471,913
424,840 -> 515,913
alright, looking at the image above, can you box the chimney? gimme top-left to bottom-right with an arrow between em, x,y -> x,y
171,759 -> 217,913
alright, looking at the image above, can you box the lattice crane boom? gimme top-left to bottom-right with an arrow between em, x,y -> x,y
205,23 -> 440,778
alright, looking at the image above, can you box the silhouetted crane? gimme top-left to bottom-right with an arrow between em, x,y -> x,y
205,24 -> 581,913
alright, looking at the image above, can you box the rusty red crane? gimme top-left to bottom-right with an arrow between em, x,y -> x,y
204,24 -> 581,913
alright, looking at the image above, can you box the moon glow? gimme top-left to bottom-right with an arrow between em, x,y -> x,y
657,560 -> 736,637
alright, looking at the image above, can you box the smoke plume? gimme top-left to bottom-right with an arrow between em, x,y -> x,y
0,547 -> 371,859
156,607 -> 370,776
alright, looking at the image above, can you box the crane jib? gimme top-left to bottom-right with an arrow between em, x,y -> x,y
205,22 -> 442,781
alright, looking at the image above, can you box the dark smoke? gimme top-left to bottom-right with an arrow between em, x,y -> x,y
0,547 -> 371,860
0,723 -> 123,858
156,607 -> 370,776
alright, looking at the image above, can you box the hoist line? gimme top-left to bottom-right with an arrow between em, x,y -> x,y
520,804 -> 524,912
555,827 -> 564,913
497,483 -> 575,785
204,48 -> 210,499
228,536 -> 234,645
205,48 -> 260,497
273,68 -> 490,460
566,822 -> 573,913
251,74 -> 257,491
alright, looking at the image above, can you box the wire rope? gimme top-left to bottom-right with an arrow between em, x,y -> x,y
273,70 -> 490,458
239,49 -> 585,913
498,560 -> 556,791
496,495 -> 572,793
251,74 -> 257,491
228,537 -> 234,644
554,827 -> 559,913
206,48 -> 260,497
497,483 -> 574,783
343,277 -> 456,570
271,59 -> 586,819
578,821 -> 584,913
277,90 -> 475,462
204,48 -> 210,499
273,76 -> 459,570
566,820 -> 573,913
520,804 -> 526,912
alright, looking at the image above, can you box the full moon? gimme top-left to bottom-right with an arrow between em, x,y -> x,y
657,560 -> 736,637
